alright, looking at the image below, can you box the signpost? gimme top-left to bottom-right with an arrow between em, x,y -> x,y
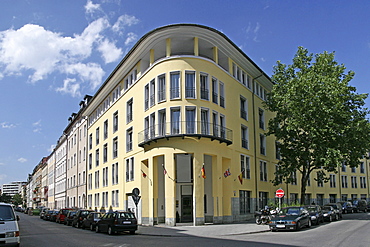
131,188 -> 141,219
275,188 -> 285,211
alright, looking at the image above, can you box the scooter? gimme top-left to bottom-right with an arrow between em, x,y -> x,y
254,208 -> 271,225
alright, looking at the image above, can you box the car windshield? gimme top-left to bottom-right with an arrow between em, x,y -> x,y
117,212 -> 135,219
322,206 -> 331,211
0,205 -> 16,221
280,207 -> 300,215
306,207 -> 316,213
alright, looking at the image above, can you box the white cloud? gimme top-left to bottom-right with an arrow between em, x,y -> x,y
85,0 -> 101,14
1,122 -> 16,129
48,144 -> 56,153
125,32 -> 138,46
63,63 -> 105,90
18,157 -> 27,163
56,78 -> 81,98
112,14 -> 139,35
97,38 -> 122,64
33,120 -> 41,127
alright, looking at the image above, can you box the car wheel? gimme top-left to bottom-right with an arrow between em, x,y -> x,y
95,225 -> 100,233
335,214 -> 339,221
316,218 -> 320,225
90,224 -> 94,231
129,230 -> 136,235
296,221 -> 301,231
329,215 -> 333,222
108,226 -> 114,235
76,222 -> 80,228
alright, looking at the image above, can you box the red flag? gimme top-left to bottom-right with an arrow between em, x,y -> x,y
238,172 -> 243,184
142,171 -> 147,178
224,168 -> 231,178
201,165 -> 206,179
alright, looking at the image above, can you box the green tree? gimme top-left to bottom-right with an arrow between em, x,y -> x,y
12,194 -> 23,207
0,193 -> 11,203
265,46 -> 370,204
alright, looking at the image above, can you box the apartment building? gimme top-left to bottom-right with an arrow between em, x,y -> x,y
1,181 -> 26,197
47,150 -> 56,209
54,134 -> 67,209
65,95 -> 91,208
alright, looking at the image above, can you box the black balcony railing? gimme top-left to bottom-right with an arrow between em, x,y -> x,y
138,121 -> 233,147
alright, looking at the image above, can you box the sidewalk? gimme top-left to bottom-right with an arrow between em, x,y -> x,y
136,221 -> 270,237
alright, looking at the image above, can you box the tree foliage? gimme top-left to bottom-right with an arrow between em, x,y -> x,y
264,47 -> 370,204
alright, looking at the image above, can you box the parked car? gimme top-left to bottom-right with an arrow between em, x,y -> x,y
72,209 -> 94,228
351,200 -> 367,213
39,207 -> 50,219
0,202 -> 20,246
305,205 -> 323,225
324,203 -> 343,219
338,201 -> 353,214
269,206 -> 311,231
56,208 -> 74,224
81,212 -> 103,230
50,210 -> 59,222
95,211 -> 138,235
64,211 -> 77,226
322,205 -> 337,221
43,210 -> 54,221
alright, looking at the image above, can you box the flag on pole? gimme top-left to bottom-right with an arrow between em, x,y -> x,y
201,165 -> 206,179
142,171 -> 147,178
224,168 -> 231,178
162,164 -> 167,175
238,172 -> 243,184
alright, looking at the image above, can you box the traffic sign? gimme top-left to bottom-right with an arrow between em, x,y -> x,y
276,188 -> 285,198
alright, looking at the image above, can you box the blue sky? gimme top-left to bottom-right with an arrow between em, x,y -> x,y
1,0 -> 370,185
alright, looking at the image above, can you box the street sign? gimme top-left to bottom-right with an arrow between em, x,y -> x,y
276,188 -> 285,198
132,188 -> 141,206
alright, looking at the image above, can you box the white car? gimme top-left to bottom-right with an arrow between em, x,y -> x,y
0,202 -> 20,246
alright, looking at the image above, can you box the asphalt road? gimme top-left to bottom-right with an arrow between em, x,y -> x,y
17,212 -> 370,247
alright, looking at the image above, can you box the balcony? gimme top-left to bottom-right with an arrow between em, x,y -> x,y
138,121 -> 233,147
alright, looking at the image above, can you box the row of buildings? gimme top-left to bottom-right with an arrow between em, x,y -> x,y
20,24 -> 370,226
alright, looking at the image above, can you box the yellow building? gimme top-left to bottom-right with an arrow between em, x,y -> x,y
83,24 -> 369,226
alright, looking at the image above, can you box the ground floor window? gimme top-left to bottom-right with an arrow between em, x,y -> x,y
316,194 -> 324,205
258,191 -> 268,209
329,194 -> 336,203
239,190 -> 251,214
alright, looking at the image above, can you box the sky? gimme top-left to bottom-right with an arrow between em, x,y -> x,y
1,0 -> 370,186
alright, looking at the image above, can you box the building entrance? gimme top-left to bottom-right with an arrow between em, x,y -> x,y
181,195 -> 193,222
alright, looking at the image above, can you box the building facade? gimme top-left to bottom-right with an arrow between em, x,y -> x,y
1,181 -> 26,197
54,135 -> 67,209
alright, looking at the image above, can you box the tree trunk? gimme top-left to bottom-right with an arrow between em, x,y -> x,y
300,172 -> 308,205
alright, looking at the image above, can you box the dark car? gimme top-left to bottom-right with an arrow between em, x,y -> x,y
43,210 -> 54,221
72,209 -> 94,228
95,211 -> 138,235
322,205 -> 337,221
269,206 -> 311,231
39,207 -> 50,219
64,211 -> 77,226
324,203 -> 343,219
81,212 -> 103,230
338,201 -> 353,214
351,200 -> 367,213
305,205 -> 323,225
50,210 -> 59,222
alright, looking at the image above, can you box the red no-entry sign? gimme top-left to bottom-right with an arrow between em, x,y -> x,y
276,189 -> 285,198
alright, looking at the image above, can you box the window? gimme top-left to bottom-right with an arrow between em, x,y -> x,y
171,108 -> 180,135
89,134 -> 92,150
317,173 -> 323,187
150,79 -> 155,106
341,175 -> 348,188
342,163 -> 346,172
88,154 -> 92,170
260,161 -> 267,181
360,162 -> 365,173
351,176 -> 357,188
112,163 -> 118,185
329,194 -> 336,203
241,125 -> 248,149
275,142 -> 281,160
260,134 -> 266,155
103,144 -> 108,163
240,154 -> 250,179
126,128 -> 133,152
170,72 -> 180,99
200,73 -> 209,100
185,71 -> 196,98
239,190 -> 251,214
158,110 -> 166,136
88,173 -> 92,190
150,113 -> 155,138
351,166 -> 356,173
103,167 -> 108,187
212,77 -> 218,104
126,157 -> 134,182
258,108 -> 265,129
240,96 -> 247,120
158,74 -> 166,102
275,164 -> 283,184
112,137 -> 118,159
94,193 -> 100,208
330,174 -> 336,188
104,120 -> 108,139
95,171 -> 100,189
186,107 -> 196,134
127,98 -> 133,123
113,111 -> 118,133
124,69 -> 137,90
212,112 -> 218,137
144,84 -> 149,110
112,190 -> 119,207
360,177 -> 367,188
201,108 -> 209,135
95,149 -> 99,167
291,171 -> 297,185
219,81 -> 225,108
96,128 -> 100,145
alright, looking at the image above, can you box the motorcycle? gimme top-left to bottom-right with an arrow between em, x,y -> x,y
254,207 -> 278,225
